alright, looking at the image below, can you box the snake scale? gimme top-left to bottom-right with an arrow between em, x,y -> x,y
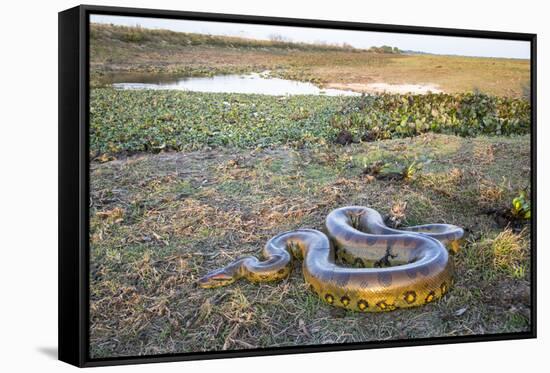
198,206 -> 464,312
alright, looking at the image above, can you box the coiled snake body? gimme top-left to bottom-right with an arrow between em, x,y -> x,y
199,206 -> 464,312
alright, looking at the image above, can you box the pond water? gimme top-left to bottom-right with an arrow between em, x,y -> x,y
111,71 -> 361,96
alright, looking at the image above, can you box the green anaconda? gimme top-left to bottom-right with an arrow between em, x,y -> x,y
198,206 -> 464,312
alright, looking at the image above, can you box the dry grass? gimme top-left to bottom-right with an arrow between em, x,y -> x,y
460,228 -> 529,282
89,134 -> 531,358
492,229 -> 529,278
478,180 -> 505,207
349,54 -> 530,97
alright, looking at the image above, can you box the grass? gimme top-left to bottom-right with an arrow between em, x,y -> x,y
491,229 -> 529,278
90,89 -> 529,157
461,229 -> 529,281
89,133 -> 531,358
90,23 -> 530,97
91,23 -> 363,53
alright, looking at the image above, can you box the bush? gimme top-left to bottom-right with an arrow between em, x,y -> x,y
330,92 -> 530,141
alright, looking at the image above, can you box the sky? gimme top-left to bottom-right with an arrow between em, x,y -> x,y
90,15 -> 530,59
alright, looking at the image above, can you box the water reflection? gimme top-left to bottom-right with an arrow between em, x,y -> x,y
110,71 -> 361,96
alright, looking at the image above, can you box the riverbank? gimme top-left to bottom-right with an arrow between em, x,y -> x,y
91,23 -> 530,97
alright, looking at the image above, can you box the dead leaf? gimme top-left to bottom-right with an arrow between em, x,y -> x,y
454,307 -> 468,317
299,319 -> 311,338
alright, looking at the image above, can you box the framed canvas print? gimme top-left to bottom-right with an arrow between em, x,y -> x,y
58,4 -> 536,367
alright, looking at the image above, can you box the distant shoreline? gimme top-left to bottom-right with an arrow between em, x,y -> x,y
90,23 -> 530,98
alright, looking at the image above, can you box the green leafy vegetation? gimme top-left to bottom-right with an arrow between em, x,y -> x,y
402,160 -> 423,180
332,92 -> 530,140
90,89 -> 530,158
368,45 -> 401,54
511,191 -> 531,219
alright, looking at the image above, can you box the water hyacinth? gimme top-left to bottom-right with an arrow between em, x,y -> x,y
90,89 -> 530,157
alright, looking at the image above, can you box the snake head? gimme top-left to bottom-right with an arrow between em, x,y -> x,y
198,267 -> 236,288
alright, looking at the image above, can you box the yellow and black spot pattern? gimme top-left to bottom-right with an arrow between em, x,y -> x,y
425,291 -> 436,303
340,296 -> 350,306
357,300 -> 369,311
404,291 -> 417,304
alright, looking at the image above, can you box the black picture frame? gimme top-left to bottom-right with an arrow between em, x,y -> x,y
59,4 -> 537,367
